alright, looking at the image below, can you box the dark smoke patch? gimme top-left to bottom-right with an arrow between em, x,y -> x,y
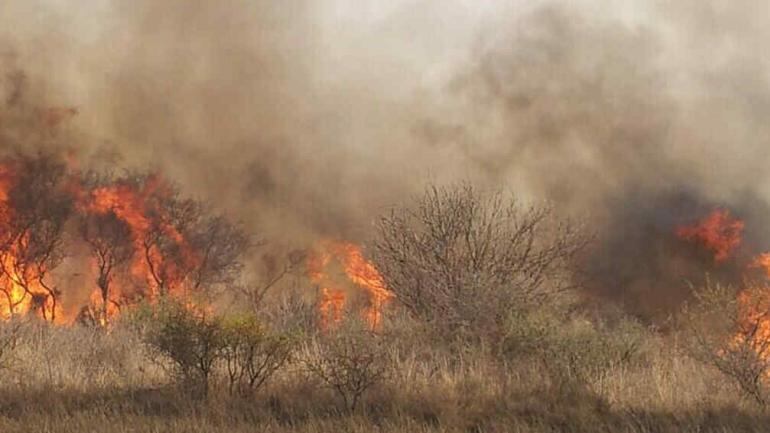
424,3 -> 770,320
584,190 -> 738,321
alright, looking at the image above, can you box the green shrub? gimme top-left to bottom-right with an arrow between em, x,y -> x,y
131,298 -> 225,396
221,314 -> 295,396
500,308 -> 647,389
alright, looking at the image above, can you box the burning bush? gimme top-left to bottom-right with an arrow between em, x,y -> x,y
75,172 -> 251,310
308,241 -> 393,331
681,279 -> 770,406
372,183 -> 589,346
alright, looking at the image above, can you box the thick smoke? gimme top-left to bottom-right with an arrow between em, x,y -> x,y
2,0 -> 769,319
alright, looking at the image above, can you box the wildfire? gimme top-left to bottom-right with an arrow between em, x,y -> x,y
308,240 -> 393,330
732,288 -> 770,361
751,253 -> 770,279
679,208 -> 770,367
0,162 -> 62,322
0,154 -> 212,325
676,209 -> 744,263
79,177 -> 196,291
0,151 -> 388,330
74,175 -> 203,324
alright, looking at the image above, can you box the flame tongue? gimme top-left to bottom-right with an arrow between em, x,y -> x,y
0,158 -> 207,325
679,208 -> 770,368
676,209 -> 744,263
308,240 -> 393,330
76,175 -> 201,323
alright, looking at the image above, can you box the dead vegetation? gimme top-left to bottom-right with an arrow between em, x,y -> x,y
0,181 -> 765,432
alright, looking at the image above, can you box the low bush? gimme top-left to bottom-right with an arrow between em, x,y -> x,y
221,314 -> 295,396
500,307 -> 647,390
131,298 -> 225,397
301,321 -> 395,412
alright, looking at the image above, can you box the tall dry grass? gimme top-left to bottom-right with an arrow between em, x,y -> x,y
0,314 -> 763,433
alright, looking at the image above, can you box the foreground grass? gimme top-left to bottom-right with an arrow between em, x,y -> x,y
0,386 -> 766,433
0,321 -> 765,433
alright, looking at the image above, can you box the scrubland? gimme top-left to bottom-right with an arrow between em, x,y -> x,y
0,177 -> 766,432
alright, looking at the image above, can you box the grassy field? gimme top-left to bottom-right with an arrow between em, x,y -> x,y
0,316 -> 764,433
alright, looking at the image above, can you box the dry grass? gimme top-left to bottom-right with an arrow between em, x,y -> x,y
0,319 -> 764,433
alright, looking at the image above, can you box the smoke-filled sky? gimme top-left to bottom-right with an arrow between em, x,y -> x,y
2,0 -> 770,316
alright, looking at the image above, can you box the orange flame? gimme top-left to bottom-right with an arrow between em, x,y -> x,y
679,209 -> 770,367
676,209 -> 744,263
0,159 -> 208,325
0,164 -> 62,322
751,253 -> 770,279
75,176 -> 200,323
308,241 -> 393,330
732,288 -> 770,359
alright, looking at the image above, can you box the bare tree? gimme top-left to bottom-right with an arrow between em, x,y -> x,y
373,183 -> 589,343
0,154 -> 72,322
237,249 -> 306,314
79,209 -> 134,325
188,214 -> 252,292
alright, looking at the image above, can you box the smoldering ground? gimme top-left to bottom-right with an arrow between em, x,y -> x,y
1,0 -> 769,320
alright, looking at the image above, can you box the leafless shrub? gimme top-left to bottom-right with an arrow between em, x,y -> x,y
302,321 -> 394,411
238,249 -> 306,314
373,183 -> 589,345
255,289 -> 318,334
187,213 -> 252,293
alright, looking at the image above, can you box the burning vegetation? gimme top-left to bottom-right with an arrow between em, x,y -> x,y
308,240 -> 392,330
676,209 -> 745,264
676,208 -> 770,404
0,152 -> 251,325
3,0 -> 770,430
0,150 -> 395,330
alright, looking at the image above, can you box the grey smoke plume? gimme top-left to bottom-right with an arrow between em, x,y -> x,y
1,0 -> 769,318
